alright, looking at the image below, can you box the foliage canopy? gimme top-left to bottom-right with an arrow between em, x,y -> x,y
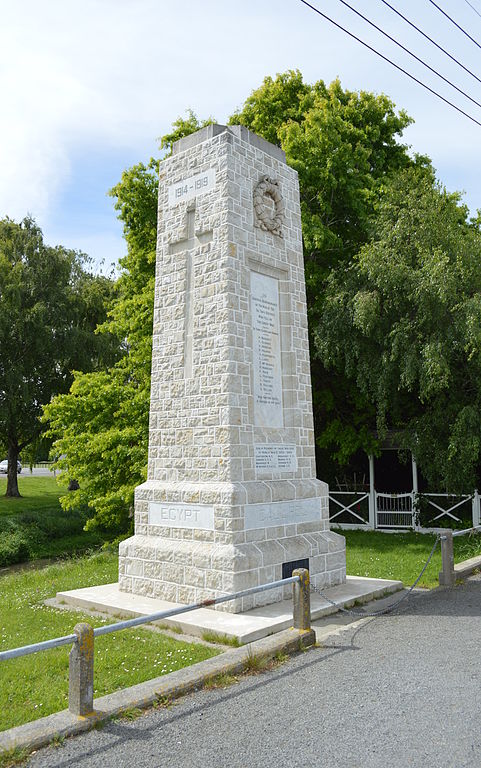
0,216 -> 116,497
317,166 -> 481,491
44,160 -> 158,532
231,70 -> 423,471
45,70 -> 481,533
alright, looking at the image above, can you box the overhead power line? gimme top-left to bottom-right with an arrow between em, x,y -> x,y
428,0 -> 481,52
298,0 -> 481,128
380,0 -> 481,86
463,0 -> 481,21
336,0 -> 481,110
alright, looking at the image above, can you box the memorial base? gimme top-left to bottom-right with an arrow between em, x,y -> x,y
119,480 -> 345,613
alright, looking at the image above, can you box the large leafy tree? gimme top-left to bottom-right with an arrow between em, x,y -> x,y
317,166 -> 481,491
44,160 -> 159,533
44,117 -> 215,534
45,72 -> 429,531
231,70 -> 423,469
0,216 -> 116,497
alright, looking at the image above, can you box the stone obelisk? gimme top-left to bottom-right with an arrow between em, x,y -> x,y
119,124 -> 346,612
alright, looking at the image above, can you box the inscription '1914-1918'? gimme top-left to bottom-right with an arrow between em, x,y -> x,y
168,169 -> 216,206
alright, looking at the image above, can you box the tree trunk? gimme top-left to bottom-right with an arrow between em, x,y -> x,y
5,440 -> 21,497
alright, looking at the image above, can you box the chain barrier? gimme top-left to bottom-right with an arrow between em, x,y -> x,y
310,534 -> 441,618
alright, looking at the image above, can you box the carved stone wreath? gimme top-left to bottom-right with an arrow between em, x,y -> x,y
253,176 -> 284,237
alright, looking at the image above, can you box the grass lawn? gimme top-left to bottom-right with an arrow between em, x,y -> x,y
0,551 -> 219,732
342,528 -> 481,588
2,527 -> 480,733
0,476 -> 62,513
0,476 -> 104,565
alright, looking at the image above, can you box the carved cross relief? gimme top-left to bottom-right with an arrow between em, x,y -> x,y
169,205 -> 213,378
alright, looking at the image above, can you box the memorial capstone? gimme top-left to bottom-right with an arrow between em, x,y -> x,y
119,124 -> 346,611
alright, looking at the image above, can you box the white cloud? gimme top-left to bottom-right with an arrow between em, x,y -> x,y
0,0 -> 479,248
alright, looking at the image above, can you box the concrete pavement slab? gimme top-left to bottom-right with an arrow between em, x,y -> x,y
55,575 -> 402,643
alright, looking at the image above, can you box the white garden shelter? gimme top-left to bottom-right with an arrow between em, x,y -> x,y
328,441 -> 481,530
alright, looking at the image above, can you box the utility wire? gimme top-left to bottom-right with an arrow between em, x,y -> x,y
298,0 -> 481,128
463,0 -> 481,21
428,0 -> 481,52
336,0 -> 481,110
380,0 -> 481,86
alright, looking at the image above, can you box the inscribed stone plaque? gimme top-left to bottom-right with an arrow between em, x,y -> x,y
251,271 -> 283,427
149,502 -> 214,530
168,169 -> 216,206
255,444 -> 297,471
244,498 -> 321,530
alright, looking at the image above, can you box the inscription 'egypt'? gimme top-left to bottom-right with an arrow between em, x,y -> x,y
149,502 -> 214,530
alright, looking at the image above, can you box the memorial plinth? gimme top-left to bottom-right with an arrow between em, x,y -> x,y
119,124 -> 346,612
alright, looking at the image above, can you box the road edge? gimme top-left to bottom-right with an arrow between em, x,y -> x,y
0,627 -> 315,757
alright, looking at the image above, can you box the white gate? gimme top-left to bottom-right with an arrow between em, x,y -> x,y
329,488 -> 481,530
375,492 -> 415,528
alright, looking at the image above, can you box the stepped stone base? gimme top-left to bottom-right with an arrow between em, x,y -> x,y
119,479 -> 345,613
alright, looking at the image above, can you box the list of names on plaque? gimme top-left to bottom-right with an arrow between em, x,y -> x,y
255,444 -> 297,472
251,271 -> 283,427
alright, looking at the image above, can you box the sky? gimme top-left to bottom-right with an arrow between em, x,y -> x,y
1,0 -> 481,273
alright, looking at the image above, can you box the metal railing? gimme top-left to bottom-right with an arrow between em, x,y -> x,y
0,571 -> 312,717
438,525 -> 481,587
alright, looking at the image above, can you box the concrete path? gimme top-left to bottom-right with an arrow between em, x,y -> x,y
27,576 -> 481,768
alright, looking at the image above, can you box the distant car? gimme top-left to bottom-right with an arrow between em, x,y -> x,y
0,459 -> 22,473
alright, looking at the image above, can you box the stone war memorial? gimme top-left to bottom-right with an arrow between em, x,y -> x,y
58,124 -> 401,636
118,124 -> 346,611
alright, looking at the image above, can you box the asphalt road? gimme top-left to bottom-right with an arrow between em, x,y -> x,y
28,576 -> 481,768
0,468 -> 55,477
20,468 -> 55,477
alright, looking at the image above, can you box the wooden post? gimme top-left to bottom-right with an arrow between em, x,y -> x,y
292,569 -> 311,631
411,454 -> 418,494
472,489 -> 480,527
412,454 -> 419,528
368,454 -> 376,529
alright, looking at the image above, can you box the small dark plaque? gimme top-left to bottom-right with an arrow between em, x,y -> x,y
282,558 -> 309,580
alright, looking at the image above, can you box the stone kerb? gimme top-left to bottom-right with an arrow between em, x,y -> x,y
118,124 -> 346,611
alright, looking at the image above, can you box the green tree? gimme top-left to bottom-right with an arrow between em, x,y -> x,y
317,166 -> 481,491
44,114 -> 213,534
0,216 -> 117,497
44,160 -> 158,533
45,77 -> 425,529
231,70 -> 422,471
160,109 -> 215,153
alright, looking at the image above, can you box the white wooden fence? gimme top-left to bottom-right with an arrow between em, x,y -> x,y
329,489 -> 481,530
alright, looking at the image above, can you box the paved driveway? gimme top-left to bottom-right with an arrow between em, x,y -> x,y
21,468 -> 56,477
28,576 -> 481,768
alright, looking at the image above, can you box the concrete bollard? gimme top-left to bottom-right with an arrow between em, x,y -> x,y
292,568 -> 311,631
69,623 -> 94,716
439,530 -> 455,588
